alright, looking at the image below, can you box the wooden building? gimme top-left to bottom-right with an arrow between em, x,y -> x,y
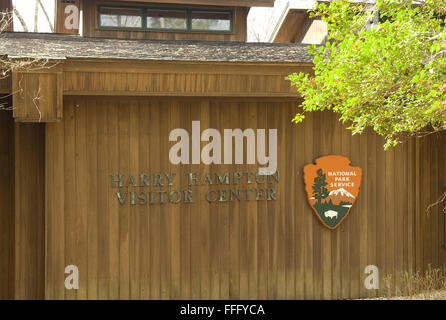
269,1 -> 328,44
268,1 -> 374,44
0,0 -> 445,300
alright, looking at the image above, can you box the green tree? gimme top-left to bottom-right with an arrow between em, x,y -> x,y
313,169 -> 329,205
287,0 -> 446,149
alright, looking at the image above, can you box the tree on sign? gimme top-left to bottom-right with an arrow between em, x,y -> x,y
313,168 -> 329,205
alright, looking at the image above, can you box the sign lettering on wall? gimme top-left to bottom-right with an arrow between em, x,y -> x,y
112,171 -> 280,205
303,155 -> 362,229
111,122 -> 280,207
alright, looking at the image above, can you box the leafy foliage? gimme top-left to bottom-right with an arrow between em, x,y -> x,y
287,0 -> 446,148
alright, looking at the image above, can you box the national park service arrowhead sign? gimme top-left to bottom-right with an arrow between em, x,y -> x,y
303,155 -> 362,229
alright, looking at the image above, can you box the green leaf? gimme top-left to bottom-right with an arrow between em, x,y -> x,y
286,0 -> 446,148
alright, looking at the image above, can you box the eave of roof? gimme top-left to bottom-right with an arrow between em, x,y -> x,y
268,0 -> 377,42
268,0 -> 322,43
0,32 -> 314,64
113,0 -> 275,7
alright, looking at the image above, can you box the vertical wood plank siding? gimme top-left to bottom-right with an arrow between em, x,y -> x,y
42,97 -> 446,299
0,111 -> 14,299
14,123 -> 45,299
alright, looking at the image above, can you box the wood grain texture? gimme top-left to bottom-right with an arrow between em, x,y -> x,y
0,75 -> 11,94
418,133 -> 446,269
0,110 -> 14,300
0,0 -> 12,31
294,17 -> 327,44
14,123 -> 45,299
0,0 -> 11,12
439,134 -> 446,265
12,71 -> 63,122
43,96 -> 446,299
273,11 -> 327,45
273,10 -> 307,43
62,61 -> 310,98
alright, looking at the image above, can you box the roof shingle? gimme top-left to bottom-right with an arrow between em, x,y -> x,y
0,32 -> 314,64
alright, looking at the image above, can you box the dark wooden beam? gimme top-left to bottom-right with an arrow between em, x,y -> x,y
0,0 -> 13,31
115,0 -> 275,7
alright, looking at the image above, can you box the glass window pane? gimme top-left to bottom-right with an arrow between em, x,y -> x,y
147,9 -> 187,30
191,11 -> 231,31
100,7 -> 142,28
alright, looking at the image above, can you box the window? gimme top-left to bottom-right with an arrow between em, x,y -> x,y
98,5 -> 233,33
99,7 -> 142,29
191,11 -> 231,32
147,9 -> 187,30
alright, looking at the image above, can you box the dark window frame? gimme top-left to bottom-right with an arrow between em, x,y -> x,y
98,5 -> 234,33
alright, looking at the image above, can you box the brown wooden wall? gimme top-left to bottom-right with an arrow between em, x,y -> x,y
0,110 -> 14,300
43,96 -> 446,299
82,1 -> 248,42
0,109 -> 47,301
273,12 -> 327,45
62,61 -> 308,98
273,10 -> 307,43
296,18 -> 327,44
0,75 -> 11,95
14,123 -> 46,299
0,0 -> 13,31
0,0 -> 11,11
12,71 -> 63,122
417,133 -> 446,270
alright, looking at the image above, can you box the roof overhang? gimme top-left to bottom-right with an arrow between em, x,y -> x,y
268,0 -> 323,43
0,32 -> 314,64
110,0 -> 275,7
269,0 -> 379,43
270,7 -> 309,43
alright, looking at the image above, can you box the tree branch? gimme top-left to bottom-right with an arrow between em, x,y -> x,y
12,6 -> 27,32
426,191 -> 446,215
